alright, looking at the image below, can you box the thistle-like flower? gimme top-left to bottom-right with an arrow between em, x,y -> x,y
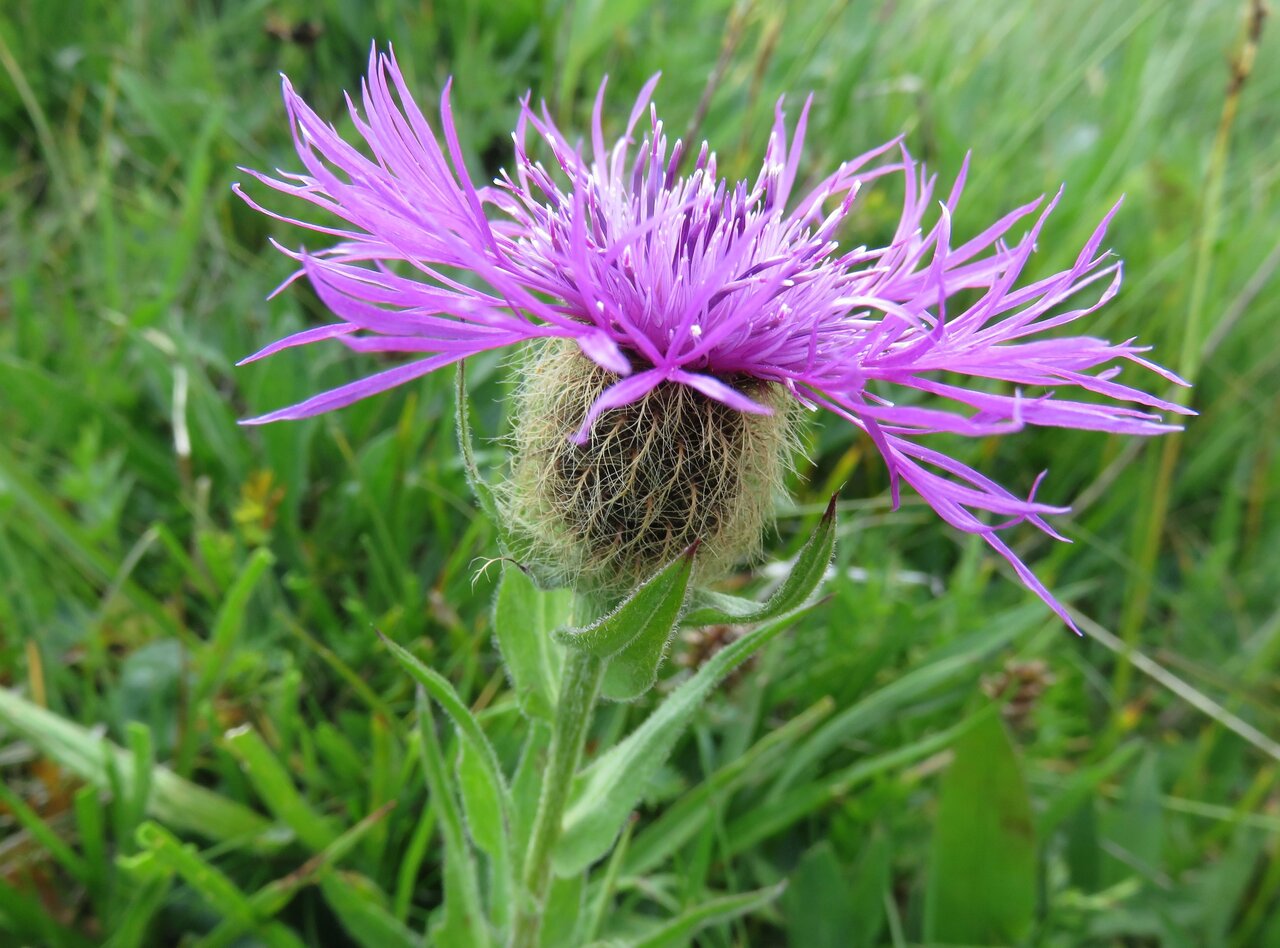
237,48 -> 1191,626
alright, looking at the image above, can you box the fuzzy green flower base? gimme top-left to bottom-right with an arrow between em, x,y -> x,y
503,339 -> 800,593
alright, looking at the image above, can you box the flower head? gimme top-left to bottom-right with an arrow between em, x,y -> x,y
237,47 -> 1191,626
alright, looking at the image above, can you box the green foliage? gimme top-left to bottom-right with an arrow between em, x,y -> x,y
0,689 -> 275,847
556,602 -> 822,876
555,546 -> 696,702
2,0 -> 1278,944
783,836 -> 889,948
493,563 -> 571,721
680,492 -> 838,628
925,708 -> 1037,945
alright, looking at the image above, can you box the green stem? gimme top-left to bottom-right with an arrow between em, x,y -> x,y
513,647 -> 604,948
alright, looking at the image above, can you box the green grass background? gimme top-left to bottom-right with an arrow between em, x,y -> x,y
1,0 -> 1277,944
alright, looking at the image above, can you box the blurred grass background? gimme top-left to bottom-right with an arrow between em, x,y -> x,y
1,0 -> 1278,944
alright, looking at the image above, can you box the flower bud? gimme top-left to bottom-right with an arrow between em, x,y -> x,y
504,340 -> 798,592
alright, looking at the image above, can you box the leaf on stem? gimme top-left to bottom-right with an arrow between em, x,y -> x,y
553,545 -> 696,702
493,563 -> 571,721
553,604 -> 818,875
681,493 -> 837,628
382,633 -> 512,936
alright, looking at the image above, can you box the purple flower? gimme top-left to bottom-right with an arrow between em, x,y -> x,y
236,48 -> 1191,627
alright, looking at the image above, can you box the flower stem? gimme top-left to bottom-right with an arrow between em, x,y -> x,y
513,646 -> 604,948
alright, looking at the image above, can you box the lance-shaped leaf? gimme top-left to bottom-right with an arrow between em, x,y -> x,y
723,713 -> 985,858
784,833 -> 889,948
493,563 -> 571,721
222,725 -> 341,853
924,706 -> 1036,946
382,633 -> 511,934
319,870 -> 421,948
416,693 -> 491,948
0,687 -> 274,849
623,697 -> 833,876
632,882 -> 787,948
767,612 -> 1028,797
681,494 -> 837,628
553,603 -> 818,875
134,823 -> 305,948
553,545 -> 696,702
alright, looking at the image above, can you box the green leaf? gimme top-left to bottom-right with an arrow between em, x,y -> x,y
416,694 -> 491,948
73,785 -> 107,896
682,494 -> 837,628
0,686 -> 276,849
847,831 -> 892,948
457,737 -> 505,860
104,873 -> 172,948
631,882 -> 787,948
198,802 -> 399,948
784,841 -> 857,948
1037,741 -> 1141,838
381,632 -> 512,921
770,621 -> 1021,796
1103,750 -> 1163,887
510,723 -> 550,862
624,697 -> 834,876
600,567 -> 696,700
191,547 -> 274,709
319,871 -> 421,948
555,542 -> 696,701
456,735 -> 514,933
554,546 -> 696,702
1196,825 -> 1266,945
540,872 -> 585,948
1063,797 -> 1103,894
554,605 -> 814,875
392,797 -> 436,924
135,823 -> 305,948
724,714 -> 983,858
222,725 -> 341,853
554,546 -> 694,658
924,707 -> 1036,946
580,814 -> 635,944
493,562 -> 570,721
124,722 -> 155,841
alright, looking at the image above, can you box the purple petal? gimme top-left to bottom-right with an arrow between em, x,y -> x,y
570,369 -> 666,444
241,353 -> 467,425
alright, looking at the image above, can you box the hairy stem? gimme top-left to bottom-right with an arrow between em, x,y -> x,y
512,646 -> 604,948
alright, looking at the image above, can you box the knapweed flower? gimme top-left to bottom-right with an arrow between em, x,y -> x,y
236,48 -> 1191,625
